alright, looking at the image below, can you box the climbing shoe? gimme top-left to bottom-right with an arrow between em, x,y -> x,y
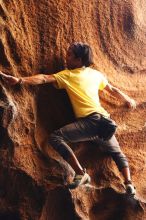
125,180 -> 136,195
68,169 -> 91,189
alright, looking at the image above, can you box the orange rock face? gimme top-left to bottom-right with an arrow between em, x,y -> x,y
0,0 -> 146,219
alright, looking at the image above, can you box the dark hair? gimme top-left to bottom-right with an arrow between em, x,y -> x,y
71,42 -> 93,67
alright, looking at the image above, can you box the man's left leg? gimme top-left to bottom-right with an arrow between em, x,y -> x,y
48,116 -> 102,188
94,135 -> 136,195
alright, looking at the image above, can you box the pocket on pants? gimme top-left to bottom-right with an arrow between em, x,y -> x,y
98,117 -> 117,141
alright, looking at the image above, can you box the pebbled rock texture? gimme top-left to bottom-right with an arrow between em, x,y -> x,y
0,0 -> 146,219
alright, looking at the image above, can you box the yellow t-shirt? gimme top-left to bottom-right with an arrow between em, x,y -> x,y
53,67 -> 109,118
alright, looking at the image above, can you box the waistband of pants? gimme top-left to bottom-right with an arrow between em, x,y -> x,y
83,112 -> 110,119
87,112 -> 110,118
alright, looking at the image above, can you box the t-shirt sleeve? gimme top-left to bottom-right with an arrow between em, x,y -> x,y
99,73 -> 108,91
53,70 -> 70,89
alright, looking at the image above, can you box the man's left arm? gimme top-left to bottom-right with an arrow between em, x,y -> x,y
104,83 -> 137,109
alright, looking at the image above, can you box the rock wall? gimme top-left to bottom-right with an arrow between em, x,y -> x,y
0,0 -> 146,219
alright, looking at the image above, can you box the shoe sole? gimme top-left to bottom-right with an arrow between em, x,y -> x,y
68,174 -> 91,189
79,174 -> 91,186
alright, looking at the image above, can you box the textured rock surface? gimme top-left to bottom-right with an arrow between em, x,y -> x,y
0,0 -> 146,219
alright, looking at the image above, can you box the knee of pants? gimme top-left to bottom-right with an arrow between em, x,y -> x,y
48,130 -> 63,145
48,131 -> 70,160
111,152 -> 129,171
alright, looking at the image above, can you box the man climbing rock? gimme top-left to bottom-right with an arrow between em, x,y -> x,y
0,42 -> 136,194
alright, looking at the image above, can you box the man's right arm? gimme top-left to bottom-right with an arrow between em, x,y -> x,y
0,71 -> 56,86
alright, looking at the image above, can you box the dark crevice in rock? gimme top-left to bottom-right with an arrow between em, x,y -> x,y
0,167 -> 46,219
5,29 -> 22,65
36,85 -> 75,132
0,5 -> 7,20
0,40 -> 11,67
42,187 -> 81,220
0,126 -> 12,147
0,86 -> 14,149
0,211 -> 20,220
123,6 -> 135,39
89,187 -> 144,220
0,85 -> 9,102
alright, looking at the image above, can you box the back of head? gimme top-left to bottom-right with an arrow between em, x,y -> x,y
71,42 -> 93,67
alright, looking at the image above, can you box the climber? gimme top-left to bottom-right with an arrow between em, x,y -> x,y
0,42 -> 136,195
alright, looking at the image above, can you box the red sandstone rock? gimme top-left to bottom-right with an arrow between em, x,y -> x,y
0,0 -> 145,219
